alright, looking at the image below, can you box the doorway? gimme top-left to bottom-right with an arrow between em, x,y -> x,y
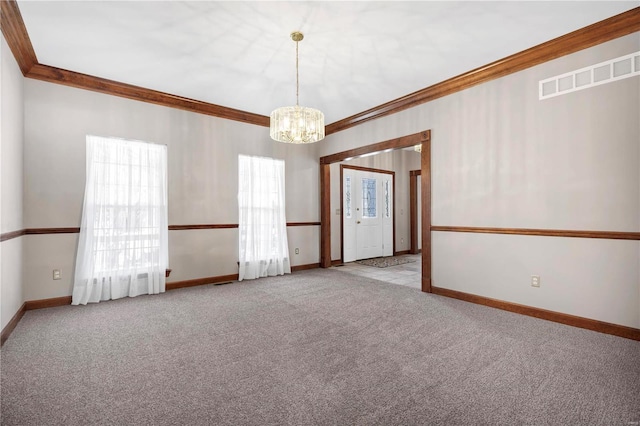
319,130 -> 432,293
341,165 -> 394,262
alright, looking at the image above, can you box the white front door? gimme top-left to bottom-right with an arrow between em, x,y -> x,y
356,172 -> 383,260
343,169 -> 393,261
343,169 -> 357,262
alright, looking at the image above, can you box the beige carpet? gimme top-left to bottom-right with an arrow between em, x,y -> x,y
2,268 -> 639,425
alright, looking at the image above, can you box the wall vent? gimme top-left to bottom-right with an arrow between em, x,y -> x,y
539,51 -> 640,100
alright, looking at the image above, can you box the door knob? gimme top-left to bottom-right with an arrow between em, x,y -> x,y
357,221 -> 361,224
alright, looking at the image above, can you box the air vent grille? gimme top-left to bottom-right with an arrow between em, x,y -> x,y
539,51 -> 639,100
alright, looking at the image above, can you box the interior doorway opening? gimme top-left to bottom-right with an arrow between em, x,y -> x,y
319,130 -> 432,293
341,165 -> 395,262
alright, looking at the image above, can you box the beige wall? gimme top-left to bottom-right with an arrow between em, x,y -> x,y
319,33 -> 640,328
329,149 -> 420,260
23,80 -> 320,300
6,29 -> 640,331
1,36 -> 25,330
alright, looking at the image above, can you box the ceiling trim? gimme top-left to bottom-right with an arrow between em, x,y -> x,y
26,63 -> 270,126
325,7 -> 640,135
0,0 -> 37,75
2,2 -> 638,132
2,0 -> 269,127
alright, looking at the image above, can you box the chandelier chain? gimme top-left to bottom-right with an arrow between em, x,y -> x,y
295,39 -> 299,106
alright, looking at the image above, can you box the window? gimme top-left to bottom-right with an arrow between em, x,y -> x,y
72,135 -> 168,305
345,176 -> 352,218
362,177 -> 377,218
238,155 -> 291,281
384,180 -> 390,218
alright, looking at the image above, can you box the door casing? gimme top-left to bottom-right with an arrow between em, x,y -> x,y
341,165 -> 394,262
320,130 -> 432,293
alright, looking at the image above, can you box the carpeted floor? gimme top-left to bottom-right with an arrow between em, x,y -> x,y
356,255 -> 417,268
2,269 -> 639,425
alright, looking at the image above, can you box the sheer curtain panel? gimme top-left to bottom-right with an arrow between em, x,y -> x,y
238,155 -> 291,281
72,136 -> 168,305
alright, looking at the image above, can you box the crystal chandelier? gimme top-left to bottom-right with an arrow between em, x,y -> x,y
270,32 -> 325,144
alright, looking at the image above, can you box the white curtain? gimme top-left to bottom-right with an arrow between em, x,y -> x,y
72,135 -> 168,305
238,155 -> 291,281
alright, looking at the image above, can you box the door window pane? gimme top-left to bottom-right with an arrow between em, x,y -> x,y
345,176 -> 352,218
362,178 -> 377,218
384,180 -> 390,218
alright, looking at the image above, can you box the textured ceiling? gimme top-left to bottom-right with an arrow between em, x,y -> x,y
17,1 -> 638,124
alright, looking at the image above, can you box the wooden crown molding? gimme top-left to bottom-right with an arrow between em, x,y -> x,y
0,0 -> 37,75
325,7 -> 640,135
4,2 -> 637,134
1,1 -> 268,126
27,64 -> 270,127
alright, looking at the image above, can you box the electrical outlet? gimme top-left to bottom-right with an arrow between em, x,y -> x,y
295,248 -> 300,255
53,269 -> 61,280
531,275 -> 540,288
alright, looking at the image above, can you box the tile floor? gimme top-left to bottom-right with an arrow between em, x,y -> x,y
333,253 -> 422,290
